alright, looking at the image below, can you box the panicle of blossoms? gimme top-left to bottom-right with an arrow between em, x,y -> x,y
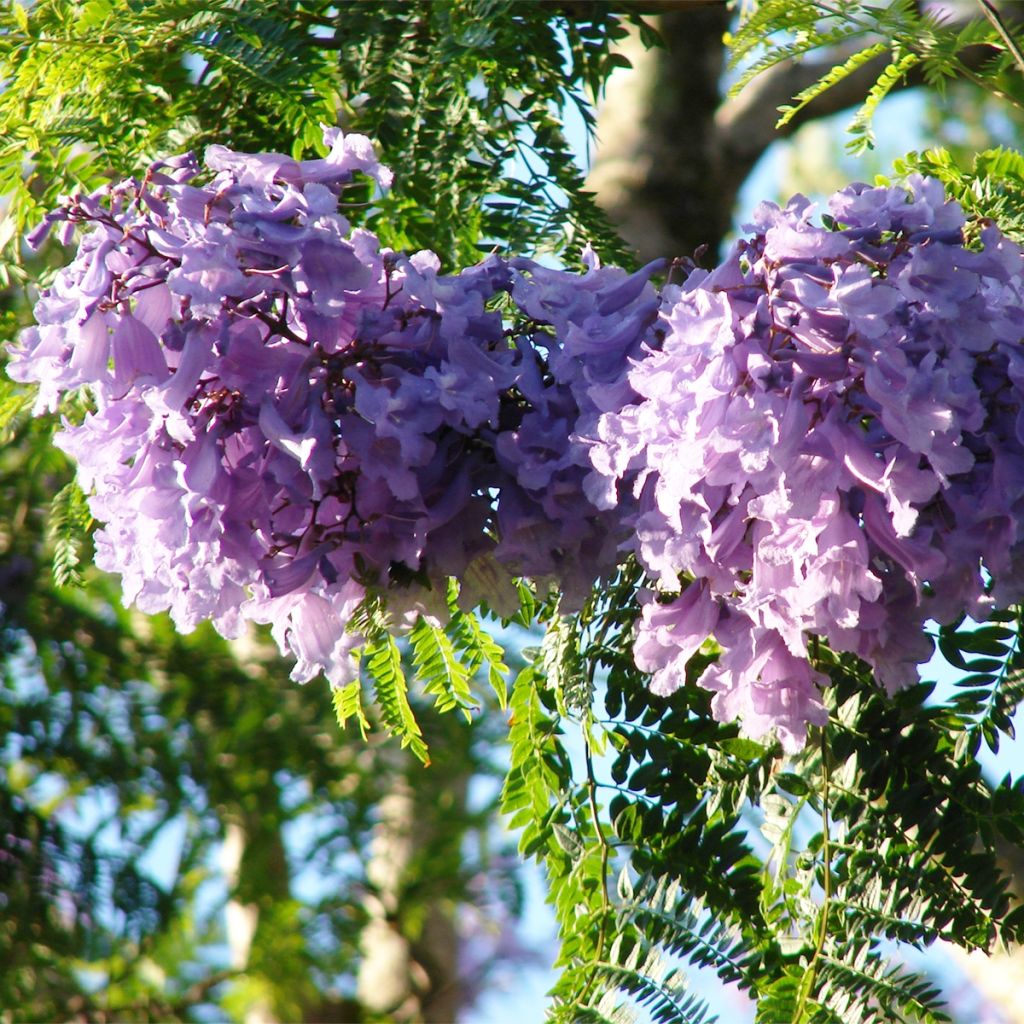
492,249 -> 666,610
586,176 -> 1024,752
9,127 -> 662,688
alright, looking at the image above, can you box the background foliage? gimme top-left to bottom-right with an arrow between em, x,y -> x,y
4,2 -> 1024,1023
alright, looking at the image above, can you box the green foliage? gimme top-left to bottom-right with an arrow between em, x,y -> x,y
500,556 -> 1024,1022
776,41 -> 889,127
542,608 -> 592,717
729,0 -> 1024,152
889,145 -> 1024,243
329,0 -> 639,266
341,594 -> 516,763
366,630 -> 430,764
924,611 -> 1024,774
45,479 -> 92,588
448,600 -> 512,709
769,651 -> 1024,1023
502,568 -> 764,1023
0,0 -> 639,284
846,47 -> 922,152
411,614 -> 477,720
0,374 -> 35,441
332,680 -> 371,740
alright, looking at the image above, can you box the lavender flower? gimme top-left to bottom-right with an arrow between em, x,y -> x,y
586,177 -> 1024,750
17,129 -> 1024,752
10,128 -> 661,686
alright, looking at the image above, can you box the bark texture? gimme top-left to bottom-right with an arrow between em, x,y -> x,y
586,5 -> 733,262
355,753 -> 468,1024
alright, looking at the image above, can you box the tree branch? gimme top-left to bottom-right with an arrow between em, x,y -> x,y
590,1 -> 1024,262
714,48 -> 888,168
716,1 -> 1024,177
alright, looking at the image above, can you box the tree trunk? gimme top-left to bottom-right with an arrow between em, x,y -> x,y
587,6 -> 733,264
357,758 -> 467,1023
221,816 -> 283,1024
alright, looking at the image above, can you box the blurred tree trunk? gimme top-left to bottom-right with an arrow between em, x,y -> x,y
222,814 -> 286,1024
357,779 -> 423,1018
586,5 -> 733,263
347,714 -> 475,1024
356,772 -> 465,1023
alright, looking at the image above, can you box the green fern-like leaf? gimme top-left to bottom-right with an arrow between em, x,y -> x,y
566,955 -> 716,1024
0,381 -> 34,443
727,0 -> 869,96
815,950 -> 951,1024
975,145 -> 1024,182
331,680 -> 370,739
364,633 -> 428,764
409,615 -> 476,720
542,613 -> 591,716
730,0 -> 1024,155
553,870 -> 753,1021
46,479 -> 92,588
777,41 -> 888,127
500,661 -> 572,853
730,25 -> 863,101
846,49 -> 922,152
936,611 -> 1024,754
447,605 -> 511,709
616,874 -> 754,980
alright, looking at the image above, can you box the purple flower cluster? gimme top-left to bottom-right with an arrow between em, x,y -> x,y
10,128 -> 660,686
585,178 -> 1024,751
15,126 -> 1024,751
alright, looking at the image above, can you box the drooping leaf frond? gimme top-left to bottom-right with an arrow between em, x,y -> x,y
410,615 -> 477,721
365,631 -> 429,763
729,0 -> 1024,152
46,479 -> 92,588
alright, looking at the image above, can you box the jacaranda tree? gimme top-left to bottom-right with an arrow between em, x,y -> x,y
5,2 -> 1024,1022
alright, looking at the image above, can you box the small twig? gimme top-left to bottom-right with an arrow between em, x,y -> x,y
581,728 -> 613,1004
791,728 -> 833,1024
977,0 -> 1024,77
